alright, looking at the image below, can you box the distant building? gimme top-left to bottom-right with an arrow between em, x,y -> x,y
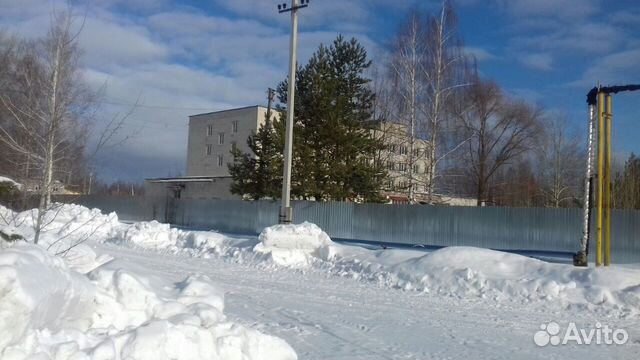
186,105 -> 278,177
370,121 -> 432,203
145,105 -> 278,200
145,105 -> 474,206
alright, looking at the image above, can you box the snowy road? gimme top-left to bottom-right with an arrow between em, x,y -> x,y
95,242 -> 640,360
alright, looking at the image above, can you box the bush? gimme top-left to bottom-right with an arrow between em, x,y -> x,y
0,181 -> 19,207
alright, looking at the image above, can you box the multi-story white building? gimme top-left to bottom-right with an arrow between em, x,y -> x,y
145,105 -> 278,201
146,105 -> 473,205
186,105 -> 278,177
370,121 -> 432,203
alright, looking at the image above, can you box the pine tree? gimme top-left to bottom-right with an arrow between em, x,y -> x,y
277,35 -> 386,202
613,153 -> 640,209
228,109 -> 282,199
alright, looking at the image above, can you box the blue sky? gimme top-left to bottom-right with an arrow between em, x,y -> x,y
1,0 -> 639,182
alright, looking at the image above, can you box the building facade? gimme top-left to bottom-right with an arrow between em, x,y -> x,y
186,105 -> 278,177
371,122 -> 432,203
147,105 -> 473,205
145,106 -> 278,201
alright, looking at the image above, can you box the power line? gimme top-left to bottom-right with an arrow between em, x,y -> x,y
100,99 -> 216,111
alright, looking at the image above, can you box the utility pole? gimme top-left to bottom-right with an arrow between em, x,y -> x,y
267,87 -> 275,113
277,0 -> 310,224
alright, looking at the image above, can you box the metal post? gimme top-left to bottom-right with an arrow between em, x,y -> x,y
604,94 -> 612,266
278,0 -> 307,224
576,103 -> 596,266
595,91 -> 605,266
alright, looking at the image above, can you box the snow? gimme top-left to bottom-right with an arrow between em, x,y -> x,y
1,203 -> 640,359
89,213 -> 640,317
0,244 -> 94,354
0,205 -> 297,360
0,175 -> 22,190
254,222 -> 336,268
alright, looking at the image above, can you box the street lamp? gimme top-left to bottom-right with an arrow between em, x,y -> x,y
277,0 -> 310,224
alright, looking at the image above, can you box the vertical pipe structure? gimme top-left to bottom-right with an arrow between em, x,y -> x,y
578,104 -> 596,263
604,95 -> 612,266
280,0 -> 299,224
595,91 -> 605,266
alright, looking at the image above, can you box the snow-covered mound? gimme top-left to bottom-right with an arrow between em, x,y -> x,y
360,247 -> 640,312
0,242 -> 297,360
0,175 -> 22,190
258,222 -> 333,250
254,222 -> 336,268
0,244 -> 94,354
115,220 -> 182,249
0,204 -> 119,273
4,203 -> 640,318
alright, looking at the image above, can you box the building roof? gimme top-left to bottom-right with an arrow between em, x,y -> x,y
189,105 -> 267,118
145,176 -> 231,183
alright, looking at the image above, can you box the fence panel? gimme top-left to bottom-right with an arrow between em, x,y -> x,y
50,196 -> 640,263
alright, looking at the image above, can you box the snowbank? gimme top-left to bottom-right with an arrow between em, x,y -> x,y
254,222 -> 336,268
0,204 -> 119,273
0,206 -> 298,359
0,175 -> 22,190
370,247 -> 640,312
0,242 -> 297,360
0,244 -> 94,354
4,203 -> 640,320
102,210 -> 640,317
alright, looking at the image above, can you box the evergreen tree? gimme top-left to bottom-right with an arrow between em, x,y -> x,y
228,109 -> 282,199
613,153 -> 640,209
277,35 -> 386,201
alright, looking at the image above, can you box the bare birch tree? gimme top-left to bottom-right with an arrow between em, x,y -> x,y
389,11 -> 425,202
537,113 -> 582,207
0,12 -> 90,243
388,1 -> 469,203
420,0 -> 469,200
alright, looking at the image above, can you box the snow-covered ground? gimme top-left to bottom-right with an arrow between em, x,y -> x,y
1,204 -> 639,359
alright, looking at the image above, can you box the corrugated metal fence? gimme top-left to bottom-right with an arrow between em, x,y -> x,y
60,195 -> 640,263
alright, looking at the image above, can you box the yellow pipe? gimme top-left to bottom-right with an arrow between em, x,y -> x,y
596,91 -> 604,267
604,95 -> 612,266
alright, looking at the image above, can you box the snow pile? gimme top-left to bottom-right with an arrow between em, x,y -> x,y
115,220 -> 182,249
0,244 -> 95,356
0,175 -> 22,190
345,246 -> 640,314
0,242 -> 297,360
4,203 -> 639,318
254,222 -> 336,268
0,204 -> 119,273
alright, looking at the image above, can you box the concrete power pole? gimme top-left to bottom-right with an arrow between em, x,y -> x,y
277,0 -> 310,224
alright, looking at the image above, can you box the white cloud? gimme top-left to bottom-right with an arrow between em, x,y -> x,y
520,53 -> 552,71
567,49 -> 640,88
79,17 -> 168,71
461,46 -> 496,61
495,0 -> 600,21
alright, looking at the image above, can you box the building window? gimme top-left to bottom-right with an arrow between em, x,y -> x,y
218,132 -> 225,144
387,161 -> 395,171
207,125 -> 213,136
414,148 -> 421,157
389,144 -> 397,153
206,144 -> 212,155
217,155 -> 223,166
232,121 -> 238,133
399,145 -> 407,155
387,180 -> 394,190
398,163 -> 407,172
413,164 -> 420,174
